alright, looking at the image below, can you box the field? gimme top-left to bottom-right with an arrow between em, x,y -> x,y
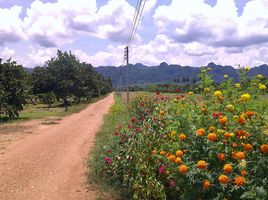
89,69 -> 268,200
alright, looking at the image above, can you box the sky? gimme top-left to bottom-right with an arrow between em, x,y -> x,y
0,0 -> 268,68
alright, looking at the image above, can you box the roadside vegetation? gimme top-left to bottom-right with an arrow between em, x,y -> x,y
89,67 -> 268,199
0,50 -> 112,122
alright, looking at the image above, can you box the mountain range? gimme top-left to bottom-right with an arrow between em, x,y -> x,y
95,62 -> 268,86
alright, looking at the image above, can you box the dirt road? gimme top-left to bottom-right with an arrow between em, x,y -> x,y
0,94 -> 114,200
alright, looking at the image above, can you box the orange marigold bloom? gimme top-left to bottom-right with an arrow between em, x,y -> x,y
176,150 -> 184,157
241,170 -> 247,176
218,175 -> 229,184
217,153 -> 225,161
197,160 -> 207,170
260,144 -> 268,154
175,157 -> 182,164
203,180 -> 211,189
179,133 -> 187,141
236,152 -> 245,160
237,117 -> 246,125
243,143 -> 253,152
196,128 -> 205,136
166,170 -> 170,175
209,126 -> 216,132
245,111 -> 256,119
160,151 -> 166,156
152,149 -> 157,154
168,155 -> 176,162
232,143 -> 238,148
208,133 -> 218,142
234,176 -> 246,186
236,130 -> 247,137
219,116 -> 228,125
178,165 -> 188,174
224,132 -> 231,138
223,164 -> 233,173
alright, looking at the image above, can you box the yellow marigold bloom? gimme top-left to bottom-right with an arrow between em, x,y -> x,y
214,90 -> 223,98
202,69 -> 206,73
226,104 -> 234,112
218,175 -> 229,184
235,83 -> 240,88
223,164 -> 233,173
234,176 -> 246,186
197,160 -> 207,170
170,130 -> 177,137
165,170 -> 170,175
203,180 -> 211,189
239,160 -> 247,168
160,110 -> 165,116
257,74 -> 263,79
209,126 -> 215,132
207,67 -> 212,71
240,93 -> 251,102
204,87 -> 210,93
188,91 -> 193,95
224,74 -> 228,78
259,84 -> 266,90
152,149 -> 157,155
245,66 -> 250,71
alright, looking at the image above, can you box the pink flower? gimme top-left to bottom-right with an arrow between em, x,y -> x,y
159,165 -> 166,174
131,117 -> 137,123
104,157 -> 112,164
169,181 -> 175,187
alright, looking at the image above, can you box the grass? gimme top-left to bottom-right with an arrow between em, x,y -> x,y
0,94 -> 108,124
87,92 -> 129,200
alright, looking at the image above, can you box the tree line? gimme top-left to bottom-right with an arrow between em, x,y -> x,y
0,50 -> 112,119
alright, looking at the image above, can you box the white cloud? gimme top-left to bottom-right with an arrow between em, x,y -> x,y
153,0 -> 268,48
0,47 -> 15,59
0,6 -> 25,45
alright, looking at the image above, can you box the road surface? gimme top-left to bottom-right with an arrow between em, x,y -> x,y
0,94 -> 114,200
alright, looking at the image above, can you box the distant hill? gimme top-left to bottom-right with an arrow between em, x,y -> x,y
23,67 -> 34,73
95,62 -> 268,86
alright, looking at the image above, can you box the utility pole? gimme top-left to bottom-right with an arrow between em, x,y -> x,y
125,46 -> 130,103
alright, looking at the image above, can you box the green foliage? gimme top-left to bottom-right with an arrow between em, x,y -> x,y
0,59 -> 28,118
93,71 -> 268,199
39,92 -> 56,109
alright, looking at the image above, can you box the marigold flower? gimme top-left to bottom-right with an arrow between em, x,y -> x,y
260,144 -> 268,154
152,149 -> 157,155
208,133 -> 218,142
178,165 -> 188,174
236,152 -> 245,160
196,128 -> 205,136
209,126 -> 215,132
160,151 -> 166,156
160,110 -> 165,116
241,170 -> 247,176
219,116 -> 228,125
224,74 -> 228,78
203,180 -> 211,189
204,87 -> 210,93
188,91 -> 194,95
175,157 -> 182,164
257,74 -> 263,79
218,175 -> 229,184
179,133 -> 187,141
166,170 -> 170,175
176,150 -> 184,157
224,132 -> 231,138
259,84 -> 266,90
237,117 -> 246,125
234,176 -> 246,186
240,93 -> 251,102
168,155 -> 176,162
243,143 -> 253,152
170,130 -> 177,137
214,90 -> 223,97
223,164 -> 233,173
245,66 -> 250,71
235,83 -> 240,88
226,104 -> 234,112
197,160 -> 207,170
232,143 -> 238,148
217,153 -> 225,161
245,111 -> 256,119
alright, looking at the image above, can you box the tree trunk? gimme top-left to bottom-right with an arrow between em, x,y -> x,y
64,98 -> 68,111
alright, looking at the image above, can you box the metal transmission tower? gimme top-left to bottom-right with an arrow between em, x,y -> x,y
124,0 -> 147,103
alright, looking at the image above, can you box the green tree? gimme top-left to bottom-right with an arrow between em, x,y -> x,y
0,58 -> 28,118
